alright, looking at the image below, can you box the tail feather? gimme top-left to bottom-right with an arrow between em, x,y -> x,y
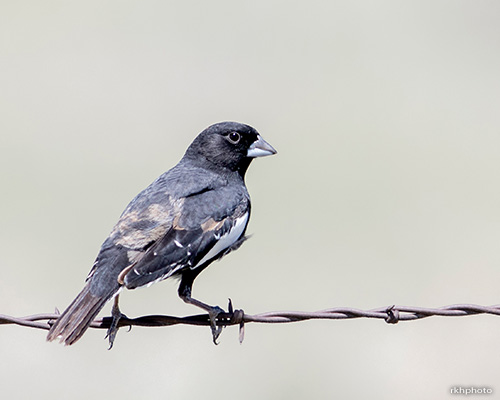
47,283 -> 116,345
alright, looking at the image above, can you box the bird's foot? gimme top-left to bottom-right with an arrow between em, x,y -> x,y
105,312 -> 128,350
105,296 -> 128,349
207,305 -> 225,345
208,299 -> 245,345
179,291 -> 238,344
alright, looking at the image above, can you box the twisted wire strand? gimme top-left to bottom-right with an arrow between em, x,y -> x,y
2,304 -> 500,340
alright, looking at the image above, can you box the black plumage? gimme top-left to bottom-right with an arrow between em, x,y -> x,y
47,121 -> 276,346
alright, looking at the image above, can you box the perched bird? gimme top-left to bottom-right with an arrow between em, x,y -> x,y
47,121 -> 276,347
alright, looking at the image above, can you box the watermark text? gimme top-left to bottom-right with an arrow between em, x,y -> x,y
450,386 -> 493,396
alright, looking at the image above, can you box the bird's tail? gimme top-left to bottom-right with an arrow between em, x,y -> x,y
47,282 -> 116,345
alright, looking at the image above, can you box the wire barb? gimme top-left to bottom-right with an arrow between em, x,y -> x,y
385,305 -> 399,324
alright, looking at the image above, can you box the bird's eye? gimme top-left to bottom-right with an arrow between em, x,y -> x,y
227,132 -> 241,144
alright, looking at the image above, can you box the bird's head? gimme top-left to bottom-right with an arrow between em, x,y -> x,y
184,121 -> 277,175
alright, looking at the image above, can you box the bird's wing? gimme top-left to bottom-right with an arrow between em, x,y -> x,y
122,188 -> 250,289
87,167 -> 249,293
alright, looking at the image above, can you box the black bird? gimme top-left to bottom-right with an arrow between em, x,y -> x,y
47,121 -> 276,346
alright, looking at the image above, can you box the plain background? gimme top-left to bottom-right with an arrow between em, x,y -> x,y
1,1 -> 500,399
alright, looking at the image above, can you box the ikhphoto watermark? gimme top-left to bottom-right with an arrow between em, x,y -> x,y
450,386 -> 493,396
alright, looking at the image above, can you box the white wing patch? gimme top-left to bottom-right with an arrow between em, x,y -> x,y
194,212 -> 249,269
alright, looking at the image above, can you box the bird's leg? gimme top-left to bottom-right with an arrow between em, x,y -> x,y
178,275 -> 224,344
105,294 -> 127,349
181,291 -> 224,345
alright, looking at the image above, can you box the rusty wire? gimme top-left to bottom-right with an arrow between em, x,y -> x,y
1,303 -> 500,343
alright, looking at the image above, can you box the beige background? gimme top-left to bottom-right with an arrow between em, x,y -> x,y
1,1 -> 500,399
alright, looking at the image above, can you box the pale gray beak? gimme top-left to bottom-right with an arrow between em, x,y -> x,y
247,135 -> 277,158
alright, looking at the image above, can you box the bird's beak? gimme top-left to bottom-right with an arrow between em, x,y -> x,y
247,135 -> 277,158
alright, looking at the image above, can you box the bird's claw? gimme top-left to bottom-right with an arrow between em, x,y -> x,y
208,306 -> 224,345
105,310 -> 128,350
207,300 -> 244,345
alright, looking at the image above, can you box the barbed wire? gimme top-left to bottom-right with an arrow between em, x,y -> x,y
1,303 -> 500,343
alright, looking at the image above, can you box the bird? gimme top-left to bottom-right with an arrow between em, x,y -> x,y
46,121 -> 276,347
